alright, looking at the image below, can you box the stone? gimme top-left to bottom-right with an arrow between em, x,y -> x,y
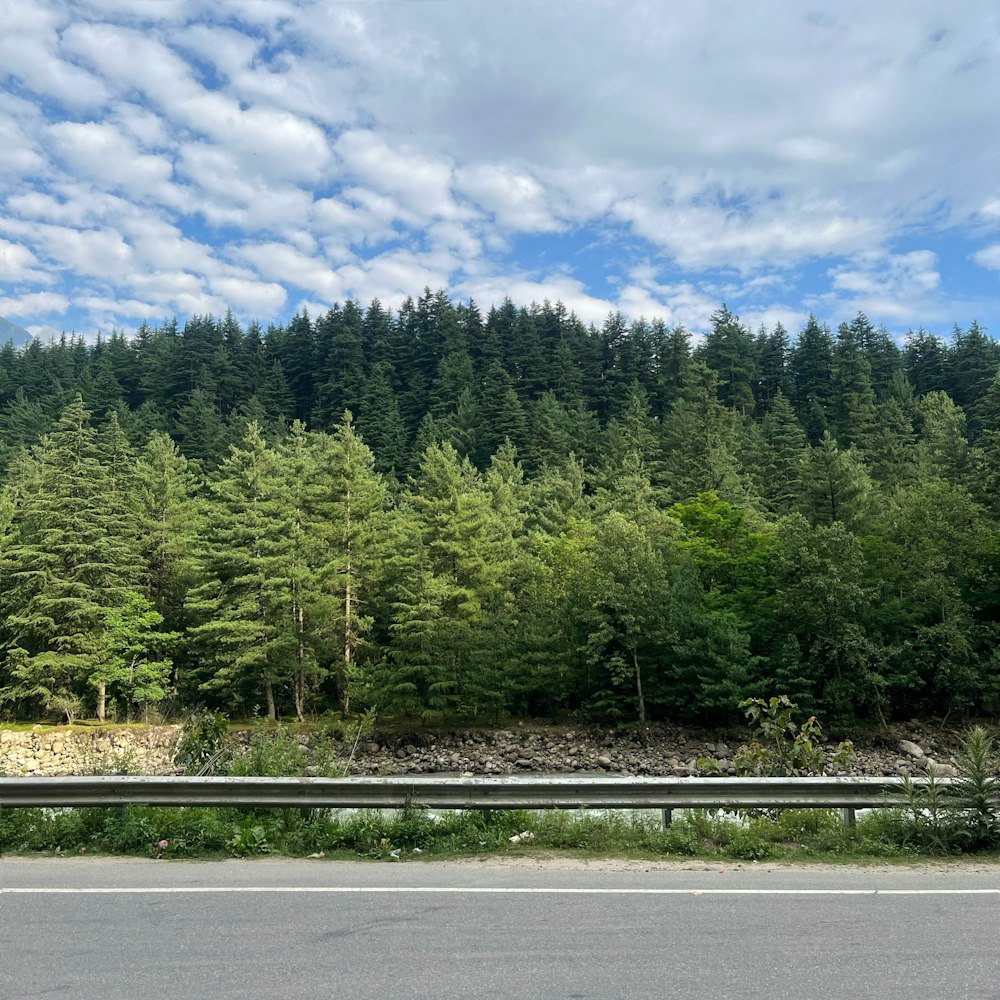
597,754 -> 613,767
926,759 -> 958,777
899,740 -> 925,759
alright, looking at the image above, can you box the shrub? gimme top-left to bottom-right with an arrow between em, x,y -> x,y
734,695 -> 854,777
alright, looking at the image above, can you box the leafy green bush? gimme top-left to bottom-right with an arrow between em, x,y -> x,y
734,695 -> 855,776
226,722 -> 307,777
173,708 -> 232,774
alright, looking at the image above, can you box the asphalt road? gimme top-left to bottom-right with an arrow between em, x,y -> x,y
2,858 -> 999,999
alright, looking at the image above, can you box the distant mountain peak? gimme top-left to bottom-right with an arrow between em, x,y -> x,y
0,315 -> 31,346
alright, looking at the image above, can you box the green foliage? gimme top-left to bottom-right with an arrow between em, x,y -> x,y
226,722 -> 308,777
174,708 -> 232,774
950,726 -> 1000,848
734,695 -> 855,776
0,296 -> 999,727
896,727 -> 1000,853
10,799 -> 997,862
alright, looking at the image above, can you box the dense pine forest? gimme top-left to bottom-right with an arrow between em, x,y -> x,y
1,290 -> 999,728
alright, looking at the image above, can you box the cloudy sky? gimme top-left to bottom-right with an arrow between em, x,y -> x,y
2,0 -> 999,342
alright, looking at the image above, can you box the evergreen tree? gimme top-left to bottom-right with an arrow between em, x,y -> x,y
135,431 -> 202,653
699,305 -> 758,414
904,330 -> 949,395
831,319 -> 877,446
796,431 -> 873,532
753,392 -> 807,513
186,423 -> 297,719
174,388 -> 227,469
314,302 -> 366,428
357,362 -> 408,474
477,361 -> 528,464
754,323 -> 792,413
306,415 -> 387,717
916,391 -> 970,484
0,397 -> 143,720
383,442 -> 513,718
789,315 -> 834,441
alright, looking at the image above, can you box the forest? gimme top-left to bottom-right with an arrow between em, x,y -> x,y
0,289 -> 998,728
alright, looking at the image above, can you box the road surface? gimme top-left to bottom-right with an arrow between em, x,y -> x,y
2,858 -> 999,999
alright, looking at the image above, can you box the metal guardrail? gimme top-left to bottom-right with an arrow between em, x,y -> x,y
0,774 -> 947,812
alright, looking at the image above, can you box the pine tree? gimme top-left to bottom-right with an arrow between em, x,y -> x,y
314,302 -> 366,428
174,388 -> 227,469
0,388 -> 51,473
796,431 -> 873,532
699,305 -> 758,414
135,431 -> 202,648
186,422 -> 297,719
384,442 -> 512,718
306,414 -> 387,717
0,397 -> 143,720
357,362 -> 408,474
754,392 -> 808,513
831,319 -> 877,447
477,361 -> 528,464
754,323 -> 792,413
916,391 -> 970,484
790,316 -> 834,441
904,330 -> 949,395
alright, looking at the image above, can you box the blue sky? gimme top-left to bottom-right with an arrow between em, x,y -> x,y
1,0 -> 999,343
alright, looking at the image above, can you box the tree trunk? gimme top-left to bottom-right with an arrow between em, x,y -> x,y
96,681 -> 106,724
294,668 -> 305,723
340,488 -> 353,719
294,602 -> 305,723
341,577 -> 352,718
632,649 -> 646,724
264,675 -> 276,720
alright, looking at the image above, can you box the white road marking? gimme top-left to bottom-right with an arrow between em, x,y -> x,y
2,886 -> 999,895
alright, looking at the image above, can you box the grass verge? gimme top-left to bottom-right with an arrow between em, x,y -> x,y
3,805 -> 1000,864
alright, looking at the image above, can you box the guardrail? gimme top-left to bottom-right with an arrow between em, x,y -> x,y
0,774 -> 947,827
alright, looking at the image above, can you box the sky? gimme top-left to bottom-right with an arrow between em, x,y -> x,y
1,0 -> 999,344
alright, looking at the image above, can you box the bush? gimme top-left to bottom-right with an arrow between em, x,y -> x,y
173,708 -> 232,774
734,695 -> 855,777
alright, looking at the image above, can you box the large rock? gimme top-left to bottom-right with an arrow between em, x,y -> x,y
899,740 -> 925,759
926,759 -> 959,777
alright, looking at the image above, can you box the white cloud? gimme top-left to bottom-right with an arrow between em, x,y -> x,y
1,2 -> 997,336
973,244 -> 1000,271
334,130 -> 462,223
0,239 -> 52,284
812,250 -> 945,324
234,242 -> 346,300
615,196 -> 881,270
0,4 -> 110,110
208,276 -> 288,314
831,250 -> 940,297
47,121 -> 175,199
455,165 -> 561,232
0,291 -> 69,319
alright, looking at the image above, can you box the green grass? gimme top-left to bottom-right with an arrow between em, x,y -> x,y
3,805 -> 1000,864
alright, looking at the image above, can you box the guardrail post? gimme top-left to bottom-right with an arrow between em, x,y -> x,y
842,807 -> 856,827
661,808 -> 672,829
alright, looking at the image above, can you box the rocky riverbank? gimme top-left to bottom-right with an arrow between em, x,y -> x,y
336,721 -> 961,777
0,720 -> 970,778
